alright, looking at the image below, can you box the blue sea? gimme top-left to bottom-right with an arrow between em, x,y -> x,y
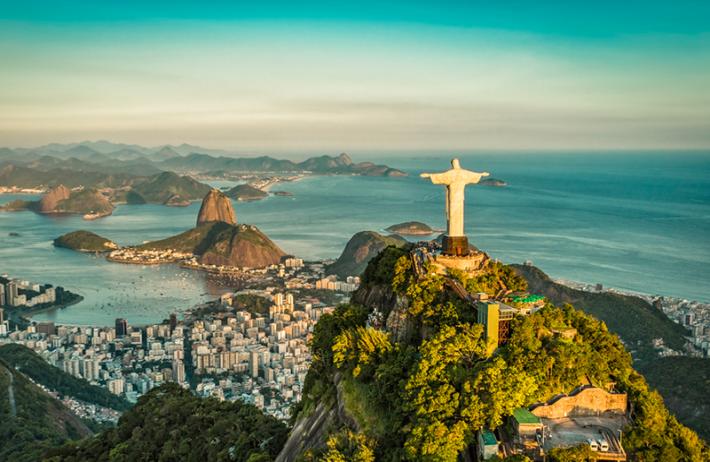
1,152 -> 708,326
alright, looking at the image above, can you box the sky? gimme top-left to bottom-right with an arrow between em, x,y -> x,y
1,1 -> 709,153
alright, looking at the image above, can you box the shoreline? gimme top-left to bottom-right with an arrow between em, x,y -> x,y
553,276 -> 709,306
14,294 -> 85,324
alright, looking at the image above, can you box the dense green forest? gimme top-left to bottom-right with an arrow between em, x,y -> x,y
294,245 -> 709,461
512,264 -> 690,356
45,383 -> 288,462
0,344 -> 130,411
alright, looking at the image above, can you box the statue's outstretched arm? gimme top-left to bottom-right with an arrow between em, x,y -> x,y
421,172 -> 447,184
464,171 -> 490,183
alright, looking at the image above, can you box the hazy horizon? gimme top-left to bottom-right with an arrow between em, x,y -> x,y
4,139 -> 710,160
1,1 -> 709,151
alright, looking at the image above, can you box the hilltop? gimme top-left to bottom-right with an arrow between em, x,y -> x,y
196,188 -> 237,225
53,188 -> 114,216
280,244 -> 709,461
127,171 -> 211,204
326,231 -> 407,278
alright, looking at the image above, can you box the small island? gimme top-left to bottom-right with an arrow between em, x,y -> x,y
53,230 -> 119,253
479,177 -> 507,187
386,221 -> 438,236
164,194 -> 192,207
272,190 -> 294,197
225,184 -> 269,201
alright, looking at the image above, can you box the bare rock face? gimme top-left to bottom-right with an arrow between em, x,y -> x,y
196,189 -> 237,226
37,184 -> 71,213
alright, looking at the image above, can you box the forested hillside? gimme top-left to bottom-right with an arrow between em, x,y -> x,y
45,383 -> 289,462
286,245 -> 709,461
0,359 -> 92,462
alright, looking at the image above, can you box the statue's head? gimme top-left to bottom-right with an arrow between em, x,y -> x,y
451,158 -> 461,169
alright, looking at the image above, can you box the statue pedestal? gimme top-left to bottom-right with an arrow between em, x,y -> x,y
442,235 -> 470,256
431,249 -> 489,276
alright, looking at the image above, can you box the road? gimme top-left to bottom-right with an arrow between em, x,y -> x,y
3,367 -> 16,418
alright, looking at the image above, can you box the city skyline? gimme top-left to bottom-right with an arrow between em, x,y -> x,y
1,1 -> 709,152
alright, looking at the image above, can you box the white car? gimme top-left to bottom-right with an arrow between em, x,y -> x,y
587,438 -> 599,451
598,439 -> 610,452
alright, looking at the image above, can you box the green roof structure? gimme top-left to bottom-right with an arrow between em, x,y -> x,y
511,294 -> 545,304
480,429 -> 498,446
512,407 -> 541,425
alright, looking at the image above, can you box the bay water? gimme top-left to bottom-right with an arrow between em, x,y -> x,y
1,152 -> 708,325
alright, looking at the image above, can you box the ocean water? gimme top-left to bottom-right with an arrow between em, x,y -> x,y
1,152 -> 708,325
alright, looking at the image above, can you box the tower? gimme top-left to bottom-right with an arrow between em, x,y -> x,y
115,318 -> 128,337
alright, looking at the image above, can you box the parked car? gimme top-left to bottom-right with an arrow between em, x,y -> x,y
598,438 -> 610,452
587,438 -> 599,451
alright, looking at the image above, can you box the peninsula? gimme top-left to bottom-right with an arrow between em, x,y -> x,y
56,189 -> 286,270
226,183 -> 269,201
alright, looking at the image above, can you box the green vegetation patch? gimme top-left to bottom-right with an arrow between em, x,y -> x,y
512,264 -> 690,357
297,246 -> 710,461
53,230 -> 117,252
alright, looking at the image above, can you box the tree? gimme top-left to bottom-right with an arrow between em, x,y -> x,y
332,327 -> 393,379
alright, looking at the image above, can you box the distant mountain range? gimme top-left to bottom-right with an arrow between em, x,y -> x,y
0,141 -> 407,180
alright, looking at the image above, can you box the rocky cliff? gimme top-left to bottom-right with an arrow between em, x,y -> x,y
37,184 -> 71,212
196,189 -> 237,226
276,374 -> 360,462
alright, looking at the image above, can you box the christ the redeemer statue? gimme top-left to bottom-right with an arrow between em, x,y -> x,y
421,158 -> 489,256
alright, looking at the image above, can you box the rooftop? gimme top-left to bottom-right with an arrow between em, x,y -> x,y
481,429 -> 498,446
511,294 -> 545,304
512,407 -> 541,425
